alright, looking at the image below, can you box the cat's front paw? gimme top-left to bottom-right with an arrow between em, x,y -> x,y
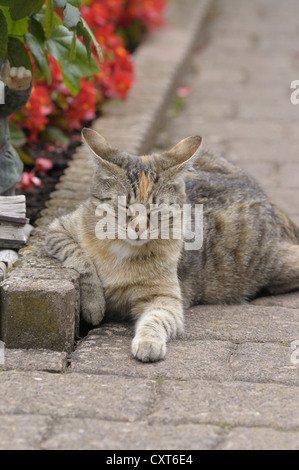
131,335 -> 167,363
81,303 -> 105,326
80,284 -> 106,326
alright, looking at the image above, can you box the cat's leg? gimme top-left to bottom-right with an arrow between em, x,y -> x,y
267,243 -> 299,295
46,218 -> 106,326
131,296 -> 184,362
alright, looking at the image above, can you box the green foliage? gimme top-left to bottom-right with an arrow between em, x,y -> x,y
0,0 -> 103,95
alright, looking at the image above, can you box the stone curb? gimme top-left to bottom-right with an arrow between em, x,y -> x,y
0,0 -> 212,352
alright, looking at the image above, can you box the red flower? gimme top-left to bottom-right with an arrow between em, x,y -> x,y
16,172 -> 42,190
120,0 -> 167,31
64,78 -> 98,129
11,82 -> 54,144
34,158 -> 54,173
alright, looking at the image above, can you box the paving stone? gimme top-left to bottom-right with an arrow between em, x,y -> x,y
275,163 -> 299,189
184,305 -> 299,343
266,188 -> 299,215
45,197 -> 83,209
169,118 -> 286,146
72,329 -> 233,381
253,292 -> 299,309
39,206 -> 75,220
219,427 -> 299,450
227,140 -> 299,165
0,415 -> 52,450
41,419 -> 223,450
231,343 -> 299,386
49,189 -> 89,201
0,371 -> 154,422
2,349 -> 68,372
149,379 -> 299,430
0,277 -> 77,352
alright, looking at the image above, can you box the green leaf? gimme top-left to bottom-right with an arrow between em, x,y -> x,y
53,0 -> 66,8
77,21 -> 91,62
33,0 -> 46,14
25,32 -> 51,84
7,37 -> 32,70
63,2 -> 80,29
2,6 -> 29,38
45,0 -> 54,40
17,147 -> 35,166
29,16 -> 45,42
0,1 -> 10,6
67,0 -> 81,7
46,25 -> 99,95
0,9 -> 8,59
8,121 -> 27,148
45,125 -> 70,146
80,17 -> 104,63
69,29 -> 76,61
9,0 -> 41,21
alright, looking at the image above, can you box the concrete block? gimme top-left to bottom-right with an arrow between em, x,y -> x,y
0,277 -> 77,352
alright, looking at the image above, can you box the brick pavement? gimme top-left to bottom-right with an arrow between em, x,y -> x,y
1,0 -> 299,450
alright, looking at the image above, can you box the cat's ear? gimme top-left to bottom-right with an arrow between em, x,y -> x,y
160,136 -> 203,173
82,128 -> 122,169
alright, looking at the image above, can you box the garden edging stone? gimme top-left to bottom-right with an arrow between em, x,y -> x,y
0,0 -> 212,351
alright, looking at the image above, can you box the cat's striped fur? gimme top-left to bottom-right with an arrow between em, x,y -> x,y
46,128 -> 299,362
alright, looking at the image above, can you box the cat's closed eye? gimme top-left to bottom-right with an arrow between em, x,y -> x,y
93,196 -> 113,202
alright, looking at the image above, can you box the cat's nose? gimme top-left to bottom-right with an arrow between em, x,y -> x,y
135,225 -> 147,237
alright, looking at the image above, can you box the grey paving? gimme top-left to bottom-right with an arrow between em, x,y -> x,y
0,0 -> 299,450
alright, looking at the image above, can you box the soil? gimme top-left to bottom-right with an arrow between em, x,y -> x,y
16,136 -> 82,225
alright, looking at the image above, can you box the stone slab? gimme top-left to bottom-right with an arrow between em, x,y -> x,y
253,292 -> 299,309
72,328 -> 234,381
1,349 -> 68,372
0,371 -> 154,422
0,415 -> 52,450
184,305 -> 299,343
219,427 -> 299,451
41,419 -> 223,450
149,379 -> 299,430
230,343 -> 299,386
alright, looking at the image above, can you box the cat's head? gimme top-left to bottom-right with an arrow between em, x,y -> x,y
82,128 -> 202,247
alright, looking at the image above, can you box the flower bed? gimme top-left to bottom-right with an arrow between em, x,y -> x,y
9,0 -> 167,197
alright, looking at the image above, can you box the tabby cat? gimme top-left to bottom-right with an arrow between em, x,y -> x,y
46,128 -> 299,362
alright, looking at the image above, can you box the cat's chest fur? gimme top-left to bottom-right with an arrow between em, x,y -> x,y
82,235 -> 181,316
